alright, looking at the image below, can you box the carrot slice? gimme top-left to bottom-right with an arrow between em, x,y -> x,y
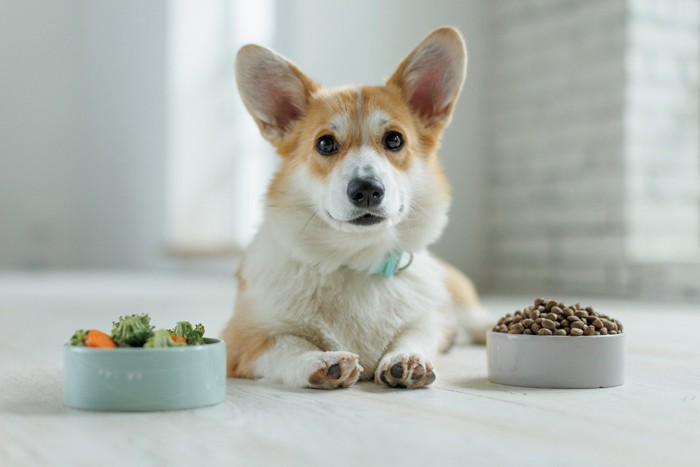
85,329 -> 117,348
171,335 -> 187,344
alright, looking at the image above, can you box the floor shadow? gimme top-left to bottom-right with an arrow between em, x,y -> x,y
449,376 -> 533,395
354,380 -> 427,393
452,376 -> 494,389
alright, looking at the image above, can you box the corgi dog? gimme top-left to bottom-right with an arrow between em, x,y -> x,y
223,27 -> 490,389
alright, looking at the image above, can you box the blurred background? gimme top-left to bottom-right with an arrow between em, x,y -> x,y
1,0 -> 698,301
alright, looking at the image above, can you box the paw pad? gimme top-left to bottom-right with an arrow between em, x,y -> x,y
307,352 -> 363,389
376,354 -> 435,389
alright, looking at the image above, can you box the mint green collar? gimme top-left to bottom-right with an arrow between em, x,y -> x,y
371,250 -> 413,277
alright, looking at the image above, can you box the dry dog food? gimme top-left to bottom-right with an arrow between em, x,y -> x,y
492,298 -> 624,336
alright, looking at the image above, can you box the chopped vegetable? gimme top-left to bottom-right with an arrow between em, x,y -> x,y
170,321 -> 206,346
84,329 -> 117,348
111,314 -> 154,347
68,314 -> 209,348
144,329 -> 187,348
70,329 -> 89,346
171,335 -> 187,344
70,329 -> 116,348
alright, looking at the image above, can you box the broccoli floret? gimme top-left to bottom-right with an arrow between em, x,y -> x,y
144,329 -> 187,348
170,321 -> 206,345
111,314 -> 154,347
69,329 -> 88,346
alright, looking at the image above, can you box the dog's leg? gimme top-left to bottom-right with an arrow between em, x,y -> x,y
256,335 -> 363,389
441,260 -> 493,345
374,327 -> 437,389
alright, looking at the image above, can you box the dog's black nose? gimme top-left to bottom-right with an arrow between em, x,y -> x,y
347,177 -> 385,208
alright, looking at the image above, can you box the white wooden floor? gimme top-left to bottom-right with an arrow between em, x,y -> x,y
0,272 -> 698,467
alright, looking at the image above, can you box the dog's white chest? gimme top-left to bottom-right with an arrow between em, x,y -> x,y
250,252 -> 448,375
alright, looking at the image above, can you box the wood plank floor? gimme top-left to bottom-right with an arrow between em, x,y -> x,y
0,272 -> 698,466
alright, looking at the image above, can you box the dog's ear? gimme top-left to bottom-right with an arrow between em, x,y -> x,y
236,45 -> 318,145
387,27 -> 466,128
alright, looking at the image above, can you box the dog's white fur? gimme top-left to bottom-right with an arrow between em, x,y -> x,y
224,27 -> 491,389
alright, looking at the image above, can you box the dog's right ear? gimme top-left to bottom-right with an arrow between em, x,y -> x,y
236,45 -> 319,145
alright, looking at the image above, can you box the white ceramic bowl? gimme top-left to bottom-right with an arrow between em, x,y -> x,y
487,331 -> 625,389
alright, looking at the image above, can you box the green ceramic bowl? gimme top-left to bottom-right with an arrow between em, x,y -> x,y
63,338 -> 226,411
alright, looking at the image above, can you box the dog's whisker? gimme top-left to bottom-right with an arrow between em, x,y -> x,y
407,201 -> 429,218
300,209 -> 320,233
413,191 -> 445,200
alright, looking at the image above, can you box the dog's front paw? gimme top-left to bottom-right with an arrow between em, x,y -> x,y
374,353 -> 436,389
307,351 -> 363,390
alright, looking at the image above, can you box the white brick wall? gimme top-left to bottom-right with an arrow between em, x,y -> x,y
483,0 -> 700,299
624,0 -> 700,264
623,0 -> 700,300
483,0 -> 629,296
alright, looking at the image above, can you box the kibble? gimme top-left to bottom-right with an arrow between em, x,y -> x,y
492,298 -> 624,337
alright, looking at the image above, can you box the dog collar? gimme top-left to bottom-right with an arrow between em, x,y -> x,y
371,250 -> 413,277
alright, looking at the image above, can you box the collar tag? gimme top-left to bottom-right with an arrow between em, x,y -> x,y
371,250 -> 413,277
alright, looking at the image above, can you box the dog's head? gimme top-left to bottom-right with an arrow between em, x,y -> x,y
236,27 -> 466,271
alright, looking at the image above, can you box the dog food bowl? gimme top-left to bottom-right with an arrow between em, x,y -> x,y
63,338 -> 226,411
487,332 -> 625,389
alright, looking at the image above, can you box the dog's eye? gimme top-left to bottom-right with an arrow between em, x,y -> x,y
383,131 -> 404,151
316,135 -> 339,156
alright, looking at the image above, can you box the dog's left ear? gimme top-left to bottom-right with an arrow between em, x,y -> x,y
387,27 -> 467,128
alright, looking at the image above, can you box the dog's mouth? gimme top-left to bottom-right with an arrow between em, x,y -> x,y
349,213 -> 385,226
